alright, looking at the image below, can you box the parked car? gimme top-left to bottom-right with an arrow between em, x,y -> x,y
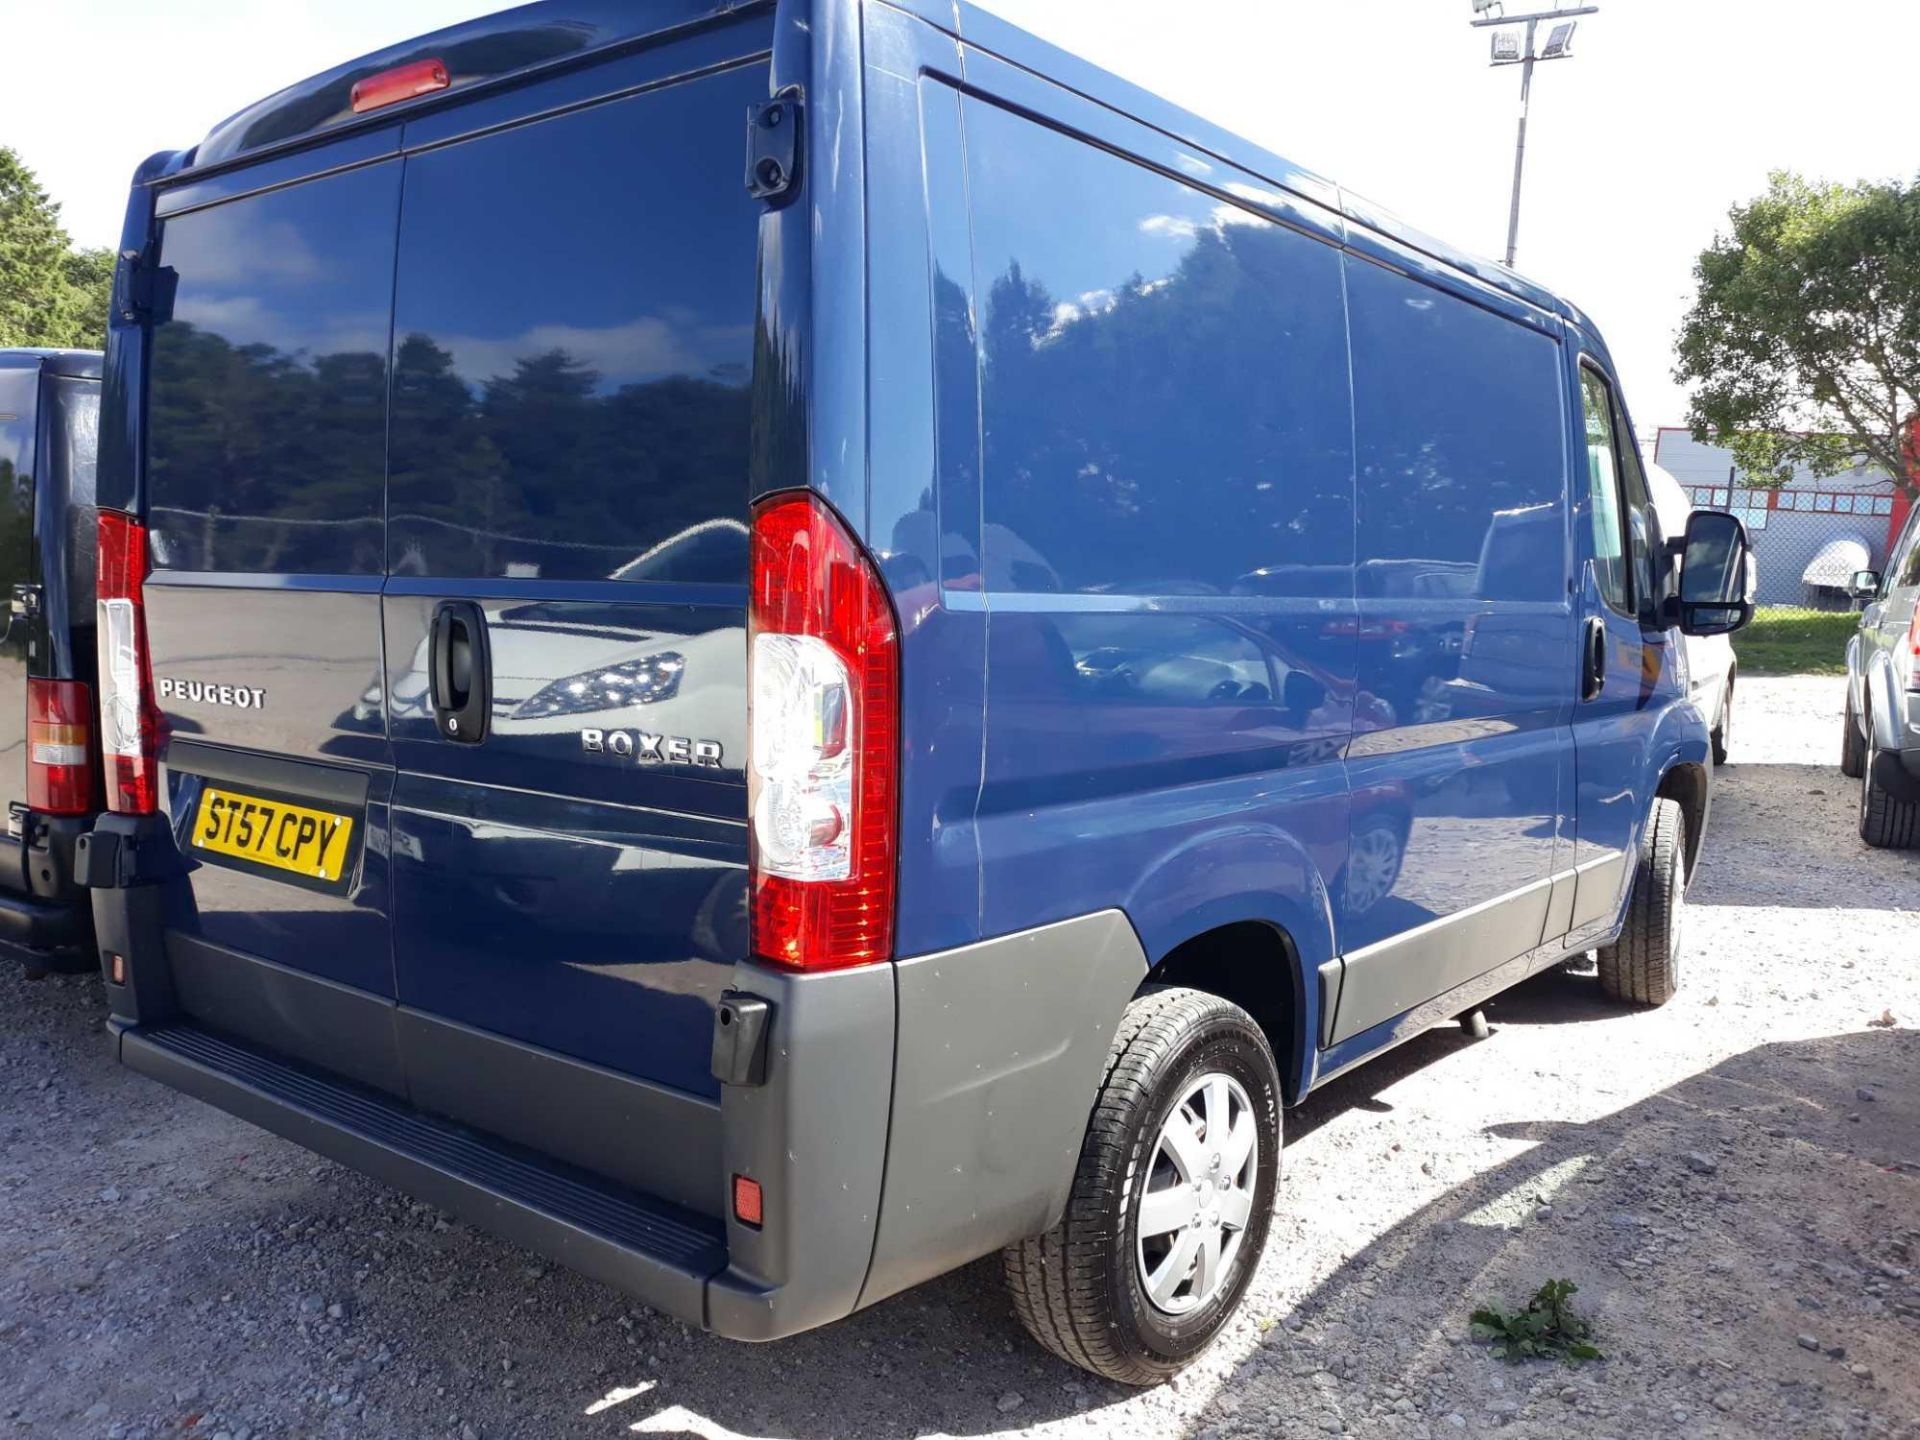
81,0 -> 1752,1384
1842,509 -> 1920,847
0,349 -> 103,970
1647,462 -> 1739,764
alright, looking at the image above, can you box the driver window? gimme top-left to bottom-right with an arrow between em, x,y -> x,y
1579,368 -> 1630,614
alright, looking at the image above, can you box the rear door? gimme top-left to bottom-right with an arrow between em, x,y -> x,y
142,147 -> 403,1085
382,44 -> 766,1210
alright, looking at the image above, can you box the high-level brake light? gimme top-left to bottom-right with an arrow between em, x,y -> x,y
350,58 -> 449,114
747,493 -> 899,971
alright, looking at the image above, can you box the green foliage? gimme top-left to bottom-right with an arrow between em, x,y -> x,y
1731,605 -> 1855,676
0,146 -> 109,350
1675,171 -> 1920,496
1471,1279 -> 1603,1365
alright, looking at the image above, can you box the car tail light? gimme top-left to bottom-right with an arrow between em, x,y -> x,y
350,57 -> 449,114
747,492 -> 898,970
27,679 -> 93,815
97,511 -> 160,814
1908,606 -> 1920,689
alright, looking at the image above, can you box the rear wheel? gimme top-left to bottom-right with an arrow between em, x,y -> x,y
1003,987 -> 1280,1386
1841,686 -> 1866,779
1597,796 -> 1685,1007
1859,728 -> 1920,848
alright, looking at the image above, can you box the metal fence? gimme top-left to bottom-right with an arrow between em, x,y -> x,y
1674,479 -> 1904,610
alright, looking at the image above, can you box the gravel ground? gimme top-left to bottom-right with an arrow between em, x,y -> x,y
3,674 -> 1916,1440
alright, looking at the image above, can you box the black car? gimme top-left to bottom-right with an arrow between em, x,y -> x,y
0,349 -> 103,969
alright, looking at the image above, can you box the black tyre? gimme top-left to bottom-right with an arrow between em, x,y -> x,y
1710,675 -> 1733,766
1859,728 -> 1920,848
1596,796 -> 1685,1007
1841,686 -> 1866,779
1003,987 -> 1281,1386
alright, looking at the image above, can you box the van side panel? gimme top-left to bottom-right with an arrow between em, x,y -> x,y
143,152 -> 400,999
1328,260 -> 1574,1042
862,11 -> 988,958
956,90 -> 1356,977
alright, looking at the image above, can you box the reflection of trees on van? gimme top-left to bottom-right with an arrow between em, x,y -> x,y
390,332 -> 750,582
147,324 -> 751,583
977,223 -> 1351,594
148,321 -> 387,574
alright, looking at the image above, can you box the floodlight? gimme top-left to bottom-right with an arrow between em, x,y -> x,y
1490,29 -> 1522,62
1471,0 -> 1503,14
1540,21 -> 1576,57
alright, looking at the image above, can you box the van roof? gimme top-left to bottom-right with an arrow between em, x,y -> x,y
0,349 -> 103,380
176,0 -> 1593,334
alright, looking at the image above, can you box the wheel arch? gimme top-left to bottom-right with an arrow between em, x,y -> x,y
1143,919 -> 1312,1106
1656,758 -> 1710,880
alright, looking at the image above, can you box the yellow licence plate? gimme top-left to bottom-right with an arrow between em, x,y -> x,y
190,787 -> 357,888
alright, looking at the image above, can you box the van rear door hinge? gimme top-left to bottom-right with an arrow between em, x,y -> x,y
113,244 -> 177,324
745,94 -> 801,203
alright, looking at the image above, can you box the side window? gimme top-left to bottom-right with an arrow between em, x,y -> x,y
1898,523 -> 1920,590
1579,368 -> 1629,614
1610,396 -> 1658,615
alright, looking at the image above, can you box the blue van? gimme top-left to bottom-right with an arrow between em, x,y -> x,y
85,0 -> 1753,1383
0,349 -> 104,969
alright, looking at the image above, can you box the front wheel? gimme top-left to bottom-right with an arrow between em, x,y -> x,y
1003,987 -> 1281,1386
1597,796 -> 1686,1007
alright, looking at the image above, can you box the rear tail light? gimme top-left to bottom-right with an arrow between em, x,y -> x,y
1908,607 -> 1920,689
27,679 -> 93,815
747,493 -> 898,970
350,57 -> 449,114
96,511 -> 161,814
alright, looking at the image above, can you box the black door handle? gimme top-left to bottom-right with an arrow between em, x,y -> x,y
1580,615 -> 1607,701
429,600 -> 491,743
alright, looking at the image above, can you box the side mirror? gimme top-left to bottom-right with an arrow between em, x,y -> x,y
1673,511 -> 1754,637
1847,569 -> 1883,600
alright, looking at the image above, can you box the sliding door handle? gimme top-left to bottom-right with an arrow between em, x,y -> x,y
1580,616 -> 1607,701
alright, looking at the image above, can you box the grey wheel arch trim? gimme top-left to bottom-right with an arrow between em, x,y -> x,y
1862,651 -> 1909,756
857,909 -> 1149,1310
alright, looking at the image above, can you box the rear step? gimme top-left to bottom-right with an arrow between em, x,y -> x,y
120,1022 -> 726,1323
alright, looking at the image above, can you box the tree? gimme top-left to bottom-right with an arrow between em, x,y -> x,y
0,146 -> 112,350
1675,170 -> 1920,497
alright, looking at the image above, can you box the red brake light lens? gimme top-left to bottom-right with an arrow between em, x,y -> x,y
96,511 -> 160,815
27,679 -> 94,816
350,58 -> 449,114
747,493 -> 898,971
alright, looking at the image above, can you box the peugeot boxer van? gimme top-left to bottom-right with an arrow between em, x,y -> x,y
0,349 -> 103,969
84,0 -> 1753,1383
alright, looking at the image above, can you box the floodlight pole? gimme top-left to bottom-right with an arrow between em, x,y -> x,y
1472,5 -> 1599,268
1506,36 -> 1535,267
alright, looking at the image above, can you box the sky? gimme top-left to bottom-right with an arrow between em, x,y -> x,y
4,0 -> 1917,429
